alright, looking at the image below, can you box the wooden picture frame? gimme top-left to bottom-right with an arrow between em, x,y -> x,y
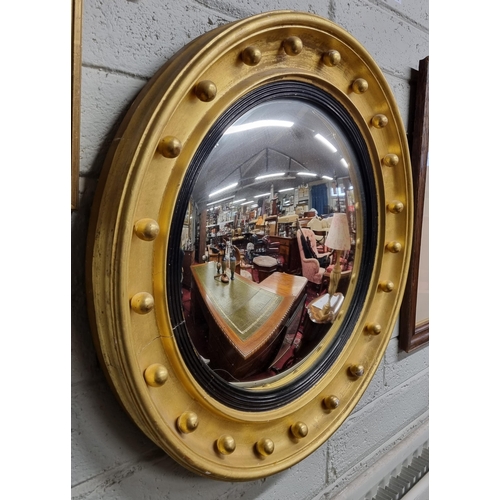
399,56 -> 429,353
71,0 -> 82,210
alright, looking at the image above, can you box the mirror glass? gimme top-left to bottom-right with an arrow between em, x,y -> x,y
178,95 -> 361,387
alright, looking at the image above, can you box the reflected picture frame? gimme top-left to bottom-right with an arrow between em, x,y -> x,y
399,56 -> 429,353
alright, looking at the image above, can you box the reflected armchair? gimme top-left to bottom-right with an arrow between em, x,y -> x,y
296,228 -> 332,293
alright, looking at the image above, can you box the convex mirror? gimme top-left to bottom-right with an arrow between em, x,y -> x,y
182,92 -> 368,392
87,10 -> 413,481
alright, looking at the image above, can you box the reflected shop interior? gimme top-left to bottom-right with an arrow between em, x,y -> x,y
177,97 -> 361,387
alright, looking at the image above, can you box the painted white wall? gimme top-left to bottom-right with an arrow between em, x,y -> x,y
72,1 -> 429,498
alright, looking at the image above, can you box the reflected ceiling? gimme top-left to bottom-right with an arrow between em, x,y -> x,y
192,99 -> 355,208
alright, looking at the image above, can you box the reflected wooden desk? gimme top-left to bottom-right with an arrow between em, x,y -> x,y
191,262 -> 307,380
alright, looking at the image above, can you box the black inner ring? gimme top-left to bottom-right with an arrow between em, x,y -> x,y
166,81 -> 377,411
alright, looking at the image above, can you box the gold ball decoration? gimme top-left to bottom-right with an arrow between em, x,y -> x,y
388,201 -> 404,214
157,136 -> 182,158
371,114 -> 388,128
322,49 -> 341,66
385,241 -> 402,253
290,421 -> 309,439
323,395 -> 340,410
144,363 -> 169,387
283,36 -> 303,56
130,292 -> 155,315
216,435 -> 236,455
352,78 -> 368,94
256,438 -> 275,457
383,153 -> 399,167
194,80 -> 217,102
241,46 -> 262,66
366,323 -> 382,335
349,364 -> 365,378
177,411 -> 199,434
379,280 -> 394,293
134,218 -> 160,241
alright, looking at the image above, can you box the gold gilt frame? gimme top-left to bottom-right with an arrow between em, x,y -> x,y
86,11 -> 413,481
71,0 -> 82,210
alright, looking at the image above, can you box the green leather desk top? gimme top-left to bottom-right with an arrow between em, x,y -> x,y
192,263 -> 283,341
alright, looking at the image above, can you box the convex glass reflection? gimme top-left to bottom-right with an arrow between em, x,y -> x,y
180,98 -> 359,385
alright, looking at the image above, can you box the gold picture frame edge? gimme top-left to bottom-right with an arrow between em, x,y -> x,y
72,0 -> 82,211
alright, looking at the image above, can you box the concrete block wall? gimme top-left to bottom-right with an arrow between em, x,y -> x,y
72,1 -> 429,498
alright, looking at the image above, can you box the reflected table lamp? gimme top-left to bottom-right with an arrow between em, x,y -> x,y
323,213 -> 351,315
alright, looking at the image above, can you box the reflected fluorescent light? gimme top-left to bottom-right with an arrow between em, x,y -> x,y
340,158 -> 349,168
207,195 -> 234,206
322,175 -> 334,180
297,172 -> 317,177
233,198 -> 246,204
278,187 -> 294,193
255,172 -> 285,180
209,182 -> 238,197
225,120 -> 294,135
240,200 -> 254,205
315,133 -> 338,153
251,204 -> 258,208
254,192 -> 271,198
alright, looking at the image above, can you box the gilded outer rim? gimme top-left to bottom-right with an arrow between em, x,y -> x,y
86,11 -> 413,481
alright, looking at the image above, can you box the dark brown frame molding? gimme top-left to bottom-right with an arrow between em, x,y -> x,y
71,0 -> 82,210
399,56 -> 429,353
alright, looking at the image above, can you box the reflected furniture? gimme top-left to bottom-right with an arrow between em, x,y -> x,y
297,293 -> 345,360
252,234 -> 280,257
296,228 -> 332,292
268,235 -> 301,274
190,262 -> 307,380
307,217 -> 327,244
323,269 -> 352,297
182,249 -> 195,288
260,235 -> 280,256
253,255 -> 280,283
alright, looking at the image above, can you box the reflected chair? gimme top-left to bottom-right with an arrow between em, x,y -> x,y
296,228 -> 331,294
260,235 -> 280,256
307,217 -> 328,250
251,233 -> 264,254
231,246 -> 242,275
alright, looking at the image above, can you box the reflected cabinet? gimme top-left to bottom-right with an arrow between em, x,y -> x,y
86,11 -> 413,481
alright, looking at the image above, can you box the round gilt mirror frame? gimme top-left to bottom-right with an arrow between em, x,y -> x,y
86,11 -> 413,481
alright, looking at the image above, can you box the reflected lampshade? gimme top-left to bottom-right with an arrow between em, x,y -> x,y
325,213 -> 351,251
